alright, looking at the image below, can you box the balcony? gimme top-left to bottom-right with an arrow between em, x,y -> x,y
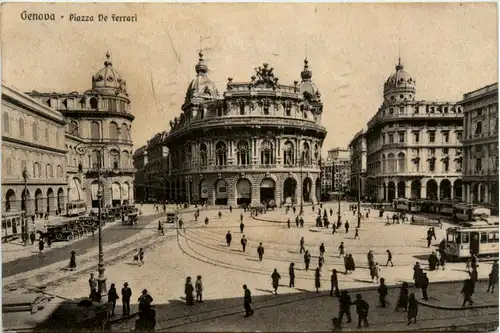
85,166 -> 135,174
368,111 -> 463,128
168,163 -> 319,174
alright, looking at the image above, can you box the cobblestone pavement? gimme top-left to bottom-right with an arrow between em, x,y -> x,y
17,202 -> 496,331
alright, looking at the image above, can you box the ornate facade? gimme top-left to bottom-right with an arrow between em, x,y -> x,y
327,148 -> 351,192
364,59 -> 464,202
28,53 -> 135,208
348,129 -> 367,199
2,84 -> 67,215
460,83 -> 498,208
138,52 -> 327,206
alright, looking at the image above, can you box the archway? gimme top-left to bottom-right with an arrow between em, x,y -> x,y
47,188 -> 54,213
236,178 -> 252,205
315,178 -> 321,202
440,179 -> 452,200
302,178 -> 312,203
57,188 -> 65,214
199,179 -> 209,205
111,182 -> 122,206
283,178 -> 297,204
5,189 -> 16,212
260,178 -> 276,203
397,181 -> 406,198
387,182 -> 396,202
426,179 -> 438,200
410,180 -> 421,199
35,189 -> 43,214
453,179 -> 463,201
214,179 -> 228,205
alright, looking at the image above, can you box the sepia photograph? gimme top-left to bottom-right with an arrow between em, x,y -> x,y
0,2 -> 498,332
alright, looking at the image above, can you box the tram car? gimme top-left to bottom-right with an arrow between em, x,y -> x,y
438,200 -> 455,216
393,198 -> 423,212
66,200 -> 88,217
445,224 -> 499,261
1,211 -> 26,242
452,204 -> 491,222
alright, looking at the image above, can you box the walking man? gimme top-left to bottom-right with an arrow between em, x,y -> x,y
226,231 -> 232,247
461,278 -> 475,307
300,237 -> 305,254
338,291 -> 353,324
386,250 -> 394,267
240,221 -> 245,233
330,269 -> 339,297
241,235 -> 247,252
289,263 -> 295,287
354,227 -> 360,239
378,278 -> 388,308
257,243 -> 265,261
304,250 -> 311,271
345,221 -> 350,234
421,273 -> 429,300
271,268 -> 281,294
354,294 -> 370,328
243,285 -> 254,317
319,242 -> 325,255
121,282 -> 132,317
487,260 -> 498,293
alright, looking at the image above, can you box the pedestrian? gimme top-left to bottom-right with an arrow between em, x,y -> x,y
158,220 -> 164,235
331,222 -> 336,234
138,289 -> 154,322
396,282 -> 409,312
89,273 -> 98,299
421,273 -> 429,300
469,267 -> 478,287
226,231 -> 232,247
138,248 -> 145,266
319,242 -> 325,255
69,251 -> 76,271
240,221 -> 245,233
271,268 -> 281,294
370,263 -> 380,283
413,262 -> 422,288
257,243 -> 265,261
338,291 -> 353,324
338,242 -> 345,257
46,235 -> 52,248
121,282 -> 132,317
218,211 -> 222,219
318,253 -> 325,270
426,233 -> 432,248
289,263 -> 295,287
108,283 -> 119,316
367,250 -> 374,268
471,253 -> 479,271
30,230 -> 36,245
431,227 -> 436,240
386,250 -> 394,267
461,278 -> 474,307
195,275 -> 204,302
315,267 -> 321,293
304,250 -> 311,271
295,215 -> 299,227
240,213 -> 244,222
243,285 -> 254,317
345,221 -> 349,234
407,293 -> 418,324
300,216 -> 304,227
229,206 -> 232,213
330,208 -> 333,217
287,218 -> 291,228
354,294 -> 370,328
354,227 -> 359,239
487,260 -> 498,293
205,217 -> 209,225
241,235 -> 247,252
185,276 -> 194,305
378,278 -> 388,307
300,237 -> 305,254
330,269 -> 339,297
428,251 -> 438,271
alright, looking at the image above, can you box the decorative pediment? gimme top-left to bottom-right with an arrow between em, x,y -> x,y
217,173 -> 222,179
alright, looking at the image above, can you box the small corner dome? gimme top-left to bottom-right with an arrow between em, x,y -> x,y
298,58 -> 321,99
185,51 -> 219,100
92,52 -> 127,93
383,59 -> 416,95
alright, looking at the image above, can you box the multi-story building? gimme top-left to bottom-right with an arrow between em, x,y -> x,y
348,129 -> 367,199
320,157 -> 333,197
364,59 -> 464,202
328,147 -> 350,192
460,83 -> 498,208
137,52 -> 327,206
132,145 -> 147,203
2,84 -> 68,215
28,52 -> 135,207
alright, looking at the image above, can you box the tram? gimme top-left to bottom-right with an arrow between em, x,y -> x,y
1,211 -> 26,242
393,198 -> 422,212
445,224 -> 498,261
452,204 -> 491,222
66,200 -> 88,217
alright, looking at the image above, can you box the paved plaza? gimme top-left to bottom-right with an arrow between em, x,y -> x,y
5,202 -> 497,331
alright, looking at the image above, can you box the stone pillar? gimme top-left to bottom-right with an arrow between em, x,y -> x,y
451,185 -> 454,200
466,183 -> 471,204
420,185 -> 426,199
310,179 -> 317,203
484,183 -> 489,203
384,184 -> 389,202
437,183 -> 441,201
226,175 -> 237,207
405,181 -> 411,198
251,180 -> 260,206
275,179 -> 283,206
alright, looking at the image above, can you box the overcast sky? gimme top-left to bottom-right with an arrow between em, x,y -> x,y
2,3 -> 497,153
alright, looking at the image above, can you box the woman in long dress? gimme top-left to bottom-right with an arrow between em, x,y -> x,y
69,251 -> 76,271
407,293 -> 418,324
395,282 -> 409,312
314,268 -> 321,293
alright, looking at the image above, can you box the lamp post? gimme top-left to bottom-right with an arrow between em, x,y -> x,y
75,139 -> 120,300
22,167 -> 29,246
299,152 -> 304,215
357,175 -> 362,229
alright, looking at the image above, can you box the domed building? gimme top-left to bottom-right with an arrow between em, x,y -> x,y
152,53 -> 327,206
28,52 -> 135,209
362,58 -> 464,202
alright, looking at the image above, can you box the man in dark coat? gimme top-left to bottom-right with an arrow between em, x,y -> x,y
289,263 -> 295,287
243,285 -> 254,317
345,221 -> 350,234
304,250 -> 311,271
378,278 -> 388,308
121,282 -> 132,317
428,252 -> 438,271
241,235 -> 247,252
240,221 -> 245,233
354,294 -> 370,328
300,237 -> 305,254
421,273 -> 429,300
295,215 -> 299,227
226,231 -> 232,247
338,291 -> 352,324
330,269 -> 339,297
426,230 -> 432,248
461,279 -> 474,307
319,243 -> 325,255
257,243 -> 265,261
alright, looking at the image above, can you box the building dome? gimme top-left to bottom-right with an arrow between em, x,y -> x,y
91,52 -> 127,95
185,52 -> 219,103
383,58 -> 416,102
298,59 -> 321,100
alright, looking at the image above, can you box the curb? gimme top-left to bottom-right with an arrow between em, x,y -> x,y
416,298 -> 498,310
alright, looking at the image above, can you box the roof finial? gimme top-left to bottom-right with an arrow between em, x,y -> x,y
104,51 -> 112,67
305,42 -> 308,61
396,38 -> 403,71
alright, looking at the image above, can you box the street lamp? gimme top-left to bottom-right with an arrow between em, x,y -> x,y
22,167 -> 28,246
75,139 -> 120,299
357,175 -> 362,229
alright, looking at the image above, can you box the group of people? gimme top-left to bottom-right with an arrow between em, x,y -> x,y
184,276 -> 204,305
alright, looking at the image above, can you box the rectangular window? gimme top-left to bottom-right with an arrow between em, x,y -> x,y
414,106 -> 419,114
443,132 -> 449,143
413,132 -> 420,143
388,134 -> 394,144
480,233 -> 488,243
443,148 -> 449,154
398,132 -> 405,143
476,158 -> 482,171
462,233 -> 470,243
399,107 -> 404,114
389,108 -> 394,115
430,148 -> 435,156
429,132 -> 435,143
475,121 -> 482,134
429,159 -> 435,172
477,109 -> 483,116
457,132 -> 463,141
476,145 -> 482,153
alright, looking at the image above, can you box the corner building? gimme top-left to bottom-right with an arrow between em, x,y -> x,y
365,60 -> 464,202
163,53 -> 327,206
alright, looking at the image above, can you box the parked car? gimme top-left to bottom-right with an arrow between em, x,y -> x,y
166,212 -> 179,224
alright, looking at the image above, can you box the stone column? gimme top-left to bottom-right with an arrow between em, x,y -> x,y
420,184 -> 426,199
451,185 -> 454,200
310,178 -> 317,204
466,183 -> 471,204
437,183 -> 441,201
484,183 -> 489,204
275,179 -> 283,206
384,184 -> 389,202
405,180 -> 411,198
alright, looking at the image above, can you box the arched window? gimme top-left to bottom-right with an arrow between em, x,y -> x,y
302,142 -> 311,165
200,143 -> 208,167
260,140 -> 274,165
397,152 -> 406,173
237,141 -> 250,165
215,141 -> 227,166
110,149 -> 120,169
314,143 -> 319,162
90,121 -> 100,140
240,103 -> 245,115
283,141 -> 295,166
2,113 -> 9,134
90,97 -> 98,109
18,118 -> 24,137
121,124 -> 129,141
388,153 -> 396,173
32,122 -> 38,141
109,122 -> 119,139
69,121 -> 79,135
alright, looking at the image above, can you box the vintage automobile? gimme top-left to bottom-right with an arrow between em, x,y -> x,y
38,219 -> 82,242
3,291 -> 112,332
166,212 -> 179,224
